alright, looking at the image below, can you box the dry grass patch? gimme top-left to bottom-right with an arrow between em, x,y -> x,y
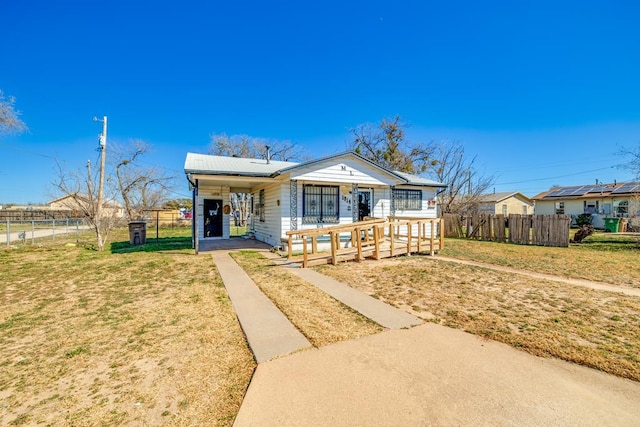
441,237 -> 640,288
0,229 -> 255,426
230,251 -> 383,347
316,257 -> 640,381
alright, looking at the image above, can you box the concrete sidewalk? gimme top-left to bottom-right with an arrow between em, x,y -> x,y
206,244 -> 640,425
263,252 -> 422,329
211,250 -> 312,363
235,323 -> 640,426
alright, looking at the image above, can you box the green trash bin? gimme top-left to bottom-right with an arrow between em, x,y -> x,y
603,218 -> 621,233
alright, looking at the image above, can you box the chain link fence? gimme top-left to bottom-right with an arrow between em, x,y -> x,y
2,218 -> 91,245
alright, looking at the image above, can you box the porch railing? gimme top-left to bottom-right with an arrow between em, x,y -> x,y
285,216 -> 444,268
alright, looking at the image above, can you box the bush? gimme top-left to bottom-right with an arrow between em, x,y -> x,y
575,213 -> 592,227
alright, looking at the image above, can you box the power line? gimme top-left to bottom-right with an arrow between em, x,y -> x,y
495,165 -> 619,186
0,141 -> 56,159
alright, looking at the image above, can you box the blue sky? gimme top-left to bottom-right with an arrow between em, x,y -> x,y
1,0 -> 639,204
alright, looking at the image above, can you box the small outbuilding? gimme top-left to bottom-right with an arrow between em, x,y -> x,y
476,192 -> 533,216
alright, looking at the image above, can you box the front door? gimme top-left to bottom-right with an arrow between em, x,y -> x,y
203,199 -> 223,238
357,190 -> 372,221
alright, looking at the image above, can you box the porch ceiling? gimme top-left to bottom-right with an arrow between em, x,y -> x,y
192,174 -> 281,192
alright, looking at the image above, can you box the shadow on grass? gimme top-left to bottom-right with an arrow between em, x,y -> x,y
110,236 -> 193,254
578,233 -> 640,252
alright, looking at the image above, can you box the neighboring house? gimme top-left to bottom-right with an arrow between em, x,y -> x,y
48,194 -> 126,218
184,151 -> 447,248
476,192 -> 533,215
532,181 -> 640,227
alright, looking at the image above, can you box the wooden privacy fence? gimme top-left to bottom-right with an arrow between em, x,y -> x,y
443,213 -> 571,247
0,209 -> 80,221
285,216 -> 444,268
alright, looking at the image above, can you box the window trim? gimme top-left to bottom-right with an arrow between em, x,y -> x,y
258,189 -> 265,222
392,188 -> 422,211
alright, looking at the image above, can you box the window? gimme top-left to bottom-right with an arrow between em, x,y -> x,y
555,202 -> 565,215
303,185 -> 339,224
615,200 -> 628,216
258,189 -> 265,222
501,204 -> 508,215
392,189 -> 422,211
584,200 -> 598,214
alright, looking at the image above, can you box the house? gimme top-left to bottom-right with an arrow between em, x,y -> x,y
48,194 -> 126,218
476,192 -> 533,215
184,151 -> 446,249
532,181 -> 640,227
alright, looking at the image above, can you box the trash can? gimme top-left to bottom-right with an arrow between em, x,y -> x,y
128,221 -> 147,245
603,218 -> 621,233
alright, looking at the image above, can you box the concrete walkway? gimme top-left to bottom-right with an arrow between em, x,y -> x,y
202,240 -> 640,426
434,256 -> 640,297
263,252 -> 422,329
210,250 -> 311,363
235,323 -> 640,426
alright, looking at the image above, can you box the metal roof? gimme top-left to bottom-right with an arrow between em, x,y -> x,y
185,151 -> 447,188
391,170 -> 447,188
184,152 -> 298,176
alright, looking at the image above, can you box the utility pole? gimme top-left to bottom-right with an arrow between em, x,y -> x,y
94,116 -> 107,250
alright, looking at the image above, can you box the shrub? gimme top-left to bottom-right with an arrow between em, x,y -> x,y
575,213 -> 592,227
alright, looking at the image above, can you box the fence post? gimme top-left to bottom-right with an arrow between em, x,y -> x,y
52,219 -> 56,240
31,220 -> 35,244
5,220 -> 9,246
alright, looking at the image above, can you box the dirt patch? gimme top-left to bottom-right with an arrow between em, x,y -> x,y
231,250 -> 383,347
315,255 -> 640,381
440,238 -> 640,288
0,230 -> 255,426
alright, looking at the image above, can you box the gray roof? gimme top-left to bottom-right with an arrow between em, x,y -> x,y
184,152 -> 298,176
185,151 -> 447,188
391,170 -> 447,188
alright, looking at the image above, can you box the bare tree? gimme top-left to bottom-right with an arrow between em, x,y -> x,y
349,115 -> 435,174
0,89 -> 28,135
620,145 -> 640,180
210,133 -> 308,228
210,133 -> 307,161
428,141 -> 494,214
111,140 -> 174,220
52,160 -> 121,251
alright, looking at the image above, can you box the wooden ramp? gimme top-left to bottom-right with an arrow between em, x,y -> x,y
285,217 -> 444,268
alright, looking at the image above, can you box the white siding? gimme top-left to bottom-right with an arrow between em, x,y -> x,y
289,158 -> 399,186
392,186 -> 439,219
371,187 -> 390,219
252,182 -> 283,247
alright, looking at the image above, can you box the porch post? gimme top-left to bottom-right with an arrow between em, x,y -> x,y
351,183 -> 358,222
390,186 -> 396,217
290,180 -> 298,230
194,180 -> 199,254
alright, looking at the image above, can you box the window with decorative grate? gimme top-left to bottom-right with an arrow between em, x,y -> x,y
392,189 -> 422,211
303,185 -> 339,224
